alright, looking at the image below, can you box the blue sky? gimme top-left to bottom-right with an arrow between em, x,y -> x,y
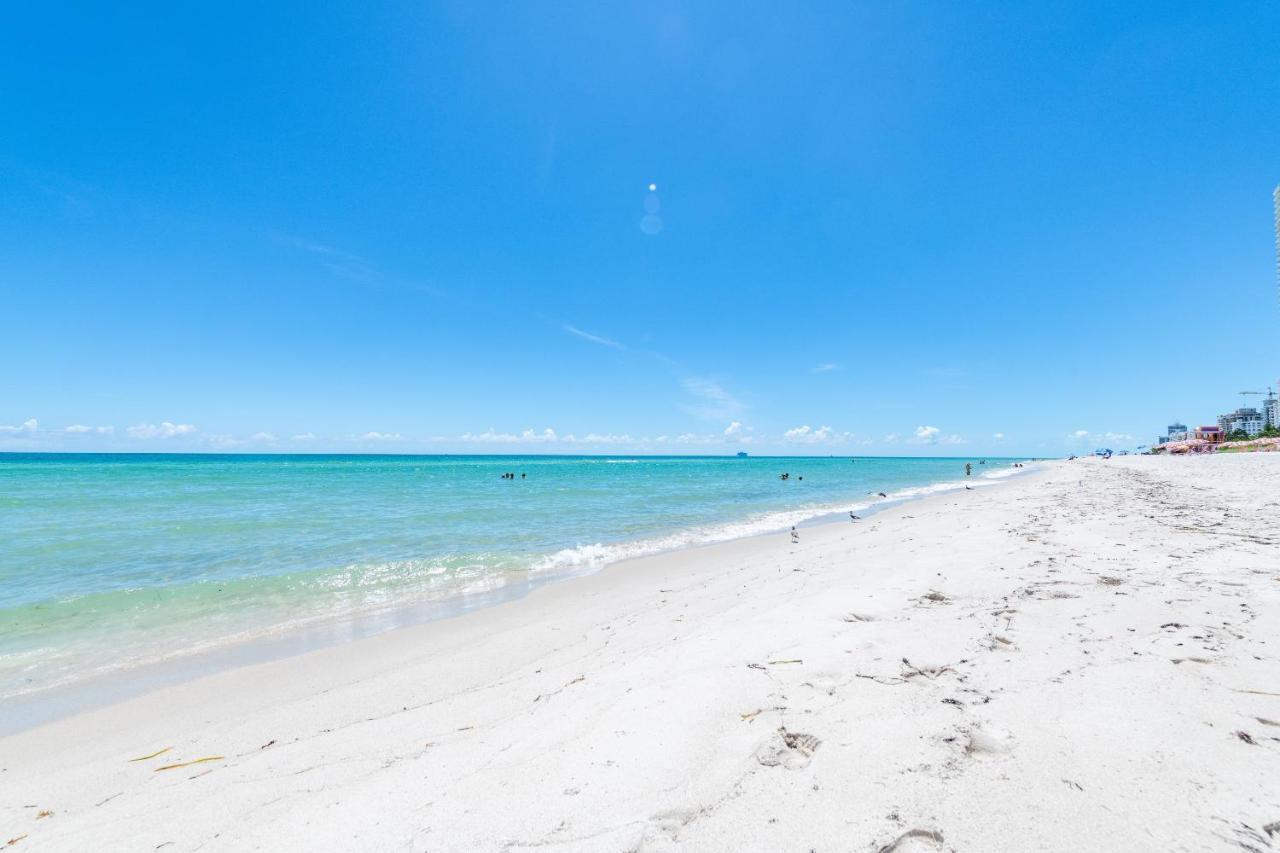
2,1 -> 1278,456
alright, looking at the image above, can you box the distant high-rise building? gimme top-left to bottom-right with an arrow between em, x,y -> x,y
1218,407 -> 1265,437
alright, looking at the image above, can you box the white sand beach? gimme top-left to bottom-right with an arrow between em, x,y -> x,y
3,455 -> 1278,852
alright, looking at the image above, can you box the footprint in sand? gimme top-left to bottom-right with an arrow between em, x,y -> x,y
984,634 -> 1016,652
755,727 -> 821,770
631,808 -> 699,852
964,724 -> 1014,757
877,828 -> 945,852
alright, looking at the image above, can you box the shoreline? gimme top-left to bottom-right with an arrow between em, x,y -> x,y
2,462 -> 1036,734
5,455 -> 1274,851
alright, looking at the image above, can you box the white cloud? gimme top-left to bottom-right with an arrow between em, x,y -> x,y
64,424 -> 114,435
642,432 -> 722,446
812,363 -> 839,373
563,324 -> 624,350
784,424 -> 830,442
291,432 -> 317,441
782,424 -> 858,445
914,425 -> 940,442
202,432 -> 280,448
908,425 -> 964,446
1067,429 -> 1133,445
359,431 -> 404,441
992,432 -> 1005,442
883,433 -> 899,444
460,428 -> 558,444
723,421 -> 743,437
127,422 -> 196,439
0,418 -> 39,434
680,377 -> 744,421
563,432 -> 637,445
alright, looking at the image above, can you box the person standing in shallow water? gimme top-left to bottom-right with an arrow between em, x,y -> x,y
965,463 -> 972,476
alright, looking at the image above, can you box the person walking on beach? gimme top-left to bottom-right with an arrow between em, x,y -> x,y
790,526 -> 799,543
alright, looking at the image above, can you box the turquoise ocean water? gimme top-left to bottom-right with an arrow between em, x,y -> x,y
0,453 -> 1028,705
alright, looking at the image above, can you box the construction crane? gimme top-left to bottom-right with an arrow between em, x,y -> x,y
1240,387 -> 1279,430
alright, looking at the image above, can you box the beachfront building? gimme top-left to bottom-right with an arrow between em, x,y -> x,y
1217,408 -> 1265,438
1267,396 -> 1279,430
1195,425 -> 1225,443
1160,422 -> 1189,445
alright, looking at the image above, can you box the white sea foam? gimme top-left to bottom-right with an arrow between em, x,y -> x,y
529,472 -> 1020,575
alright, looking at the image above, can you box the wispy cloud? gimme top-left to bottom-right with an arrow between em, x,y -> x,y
460,428 -> 558,444
357,431 -> 404,442
273,233 -> 378,282
0,418 -> 39,434
126,422 -> 196,439
563,325 -> 625,350
680,377 -> 744,421
811,363 -> 840,373
291,432 -> 317,441
563,432 -> 637,444
65,424 -> 114,435
1067,429 -> 1133,444
782,424 -> 859,445
910,425 -> 966,445
992,432 -> 1005,442
723,421 -> 743,437
447,427 -> 746,449
272,232 -> 442,296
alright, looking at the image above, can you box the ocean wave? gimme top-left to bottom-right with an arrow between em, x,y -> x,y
529,475 -> 1007,574
2,459 -> 1037,703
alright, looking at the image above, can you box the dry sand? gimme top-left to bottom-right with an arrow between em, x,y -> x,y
2,455 -> 1278,851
